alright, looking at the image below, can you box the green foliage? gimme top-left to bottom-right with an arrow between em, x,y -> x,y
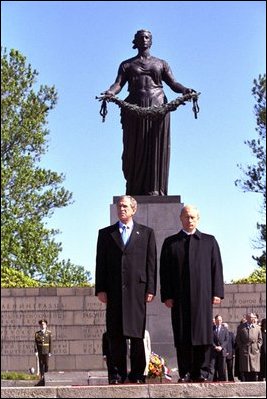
235,74 -> 266,269
231,265 -> 266,284
1,47 -> 92,287
1,266 -> 40,288
39,259 -> 93,287
1,264 -> 93,288
1,371 -> 38,380
235,74 -> 266,196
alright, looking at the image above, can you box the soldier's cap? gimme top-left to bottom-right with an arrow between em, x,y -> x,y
39,319 -> 48,325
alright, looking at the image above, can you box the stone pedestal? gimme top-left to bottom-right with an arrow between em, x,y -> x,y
110,195 -> 184,369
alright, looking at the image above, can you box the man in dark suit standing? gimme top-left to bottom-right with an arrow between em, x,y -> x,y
160,204 -> 224,383
222,322 -> 236,381
95,195 -> 157,384
211,315 -> 229,381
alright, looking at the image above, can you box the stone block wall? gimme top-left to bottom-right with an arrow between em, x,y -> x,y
146,283 -> 266,368
1,284 -> 265,372
1,287 -> 106,372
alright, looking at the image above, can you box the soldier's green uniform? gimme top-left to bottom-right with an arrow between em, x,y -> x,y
34,320 -> 52,382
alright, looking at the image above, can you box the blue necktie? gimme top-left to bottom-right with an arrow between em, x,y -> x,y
121,225 -> 128,245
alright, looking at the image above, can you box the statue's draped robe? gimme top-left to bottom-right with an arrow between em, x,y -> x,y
119,56 -> 175,196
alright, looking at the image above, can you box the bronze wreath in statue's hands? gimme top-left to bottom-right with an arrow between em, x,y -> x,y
96,91 -> 200,123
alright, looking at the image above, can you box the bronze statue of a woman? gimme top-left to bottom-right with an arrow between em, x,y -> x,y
101,29 -> 195,196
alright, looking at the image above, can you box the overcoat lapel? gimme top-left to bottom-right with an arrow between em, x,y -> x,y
111,222 -> 124,250
175,232 -> 183,279
110,222 -> 141,250
189,230 -> 201,274
127,223 -> 140,247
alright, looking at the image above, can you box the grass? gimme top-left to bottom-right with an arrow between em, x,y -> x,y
1,371 -> 39,380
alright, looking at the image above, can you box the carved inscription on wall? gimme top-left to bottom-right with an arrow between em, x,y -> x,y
233,293 -> 261,307
94,310 -> 106,325
1,298 -> 16,311
1,341 -> 69,356
83,325 -> 106,339
53,341 -> 69,355
1,342 -> 33,355
93,339 -> 102,355
1,311 -> 23,326
1,326 -> 35,341
84,297 -> 106,311
1,297 -> 64,311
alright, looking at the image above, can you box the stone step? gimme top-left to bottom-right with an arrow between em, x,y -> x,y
45,371 -> 110,386
1,381 -> 266,398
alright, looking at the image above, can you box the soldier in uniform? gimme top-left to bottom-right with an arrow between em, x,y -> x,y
34,319 -> 52,384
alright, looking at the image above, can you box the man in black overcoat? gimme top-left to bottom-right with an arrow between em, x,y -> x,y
95,195 -> 157,384
160,204 -> 224,382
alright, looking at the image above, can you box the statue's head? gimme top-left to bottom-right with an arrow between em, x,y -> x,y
132,29 -> 152,49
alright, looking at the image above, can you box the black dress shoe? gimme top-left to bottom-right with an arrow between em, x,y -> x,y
128,378 -> 146,384
35,378 -> 45,386
194,376 -> 208,383
110,379 -> 120,384
109,374 -> 126,384
178,376 -> 192,383
128,374 -> 146,384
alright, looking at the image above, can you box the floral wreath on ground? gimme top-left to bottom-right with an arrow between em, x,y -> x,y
147,352 -> 172,380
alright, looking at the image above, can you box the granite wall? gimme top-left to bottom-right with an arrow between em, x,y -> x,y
1,284 -> 265,372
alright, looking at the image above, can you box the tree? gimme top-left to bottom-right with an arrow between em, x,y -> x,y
235,74 -> 266,280
1,263 -> 92,288
1,47 -> 92,286
231,265 -> 266,284
1,265 -> 40,288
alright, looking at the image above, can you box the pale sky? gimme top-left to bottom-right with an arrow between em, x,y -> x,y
2,1 -> 266,283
